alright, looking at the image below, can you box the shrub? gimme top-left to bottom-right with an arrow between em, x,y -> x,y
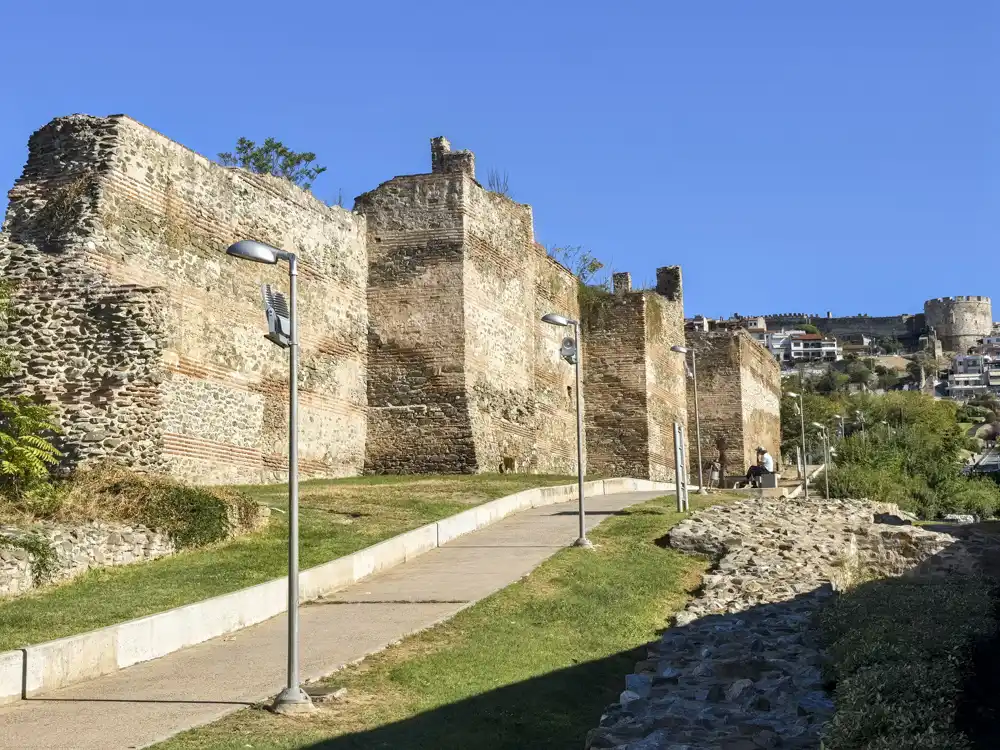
0,397 -> 61,493
819,576 -> 994,749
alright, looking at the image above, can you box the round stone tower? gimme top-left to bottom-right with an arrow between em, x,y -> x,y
923,296 -> 993,353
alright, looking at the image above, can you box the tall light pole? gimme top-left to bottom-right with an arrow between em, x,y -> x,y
226,239 -> 313,714
787,391 -> 808,499
542,313 -> 592,549
811,422 -> 830,499
671,345 -> 706,494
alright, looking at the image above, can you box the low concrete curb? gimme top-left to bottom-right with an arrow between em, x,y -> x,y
0,477 -> 671,704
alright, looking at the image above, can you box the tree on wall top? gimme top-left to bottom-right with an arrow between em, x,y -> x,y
218,138 -> 327,190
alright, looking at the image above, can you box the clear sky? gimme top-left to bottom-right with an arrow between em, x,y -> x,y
1,1 -> 995,319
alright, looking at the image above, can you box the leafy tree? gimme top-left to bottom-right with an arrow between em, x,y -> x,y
218,137 -> 327,190
547,245 -> 605,285
800,323 -> 820,335
845,360 -> 873,386
815,370 -> 850,394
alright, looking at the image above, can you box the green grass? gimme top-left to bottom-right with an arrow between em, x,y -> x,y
0,474 -> 577,651
157,493 -> 731,750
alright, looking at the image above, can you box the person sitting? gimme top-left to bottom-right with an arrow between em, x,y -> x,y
745,447 -> 775,488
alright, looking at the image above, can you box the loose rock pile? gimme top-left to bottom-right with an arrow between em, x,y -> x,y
586,497 -> 976,750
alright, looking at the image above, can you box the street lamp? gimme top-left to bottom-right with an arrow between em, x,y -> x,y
832,414 -> 845,440
671,345 -> 706,494
225,239 -> 313,714
787,391 -> 809,500
811,422 -> 830,499
542,312 -> 592,549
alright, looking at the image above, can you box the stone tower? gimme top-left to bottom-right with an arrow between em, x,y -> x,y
923,296 -> 993,353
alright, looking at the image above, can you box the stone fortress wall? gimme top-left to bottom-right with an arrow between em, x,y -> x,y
0,115 -> 778,484
738,300 -> 994,354
1,115 -> 368,484
923,296 -> 993,354
355,137 -> 582,475
581,269 -> 689,481
684,328 -> 782,478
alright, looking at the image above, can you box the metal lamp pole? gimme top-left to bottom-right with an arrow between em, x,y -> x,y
226,240 -> 313,714
542,313 -> 592,549
788,391 -> 808,499
672,345 -> 706,494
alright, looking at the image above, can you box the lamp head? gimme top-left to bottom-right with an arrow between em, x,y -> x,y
541,313 -> 572,327
671,345 -> 689,354
811,422 -> 825,430
786,391 -> 799,398
226,239 -> 282,265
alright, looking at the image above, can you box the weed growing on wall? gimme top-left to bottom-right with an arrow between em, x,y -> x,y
60,465 -> 260,549
0,531 -> 57,585
578,283 -> 616,332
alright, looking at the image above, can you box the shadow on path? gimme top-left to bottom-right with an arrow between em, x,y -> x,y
298,516 -> 1000,750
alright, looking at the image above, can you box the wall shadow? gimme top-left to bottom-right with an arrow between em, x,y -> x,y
302,517 -> 1000,750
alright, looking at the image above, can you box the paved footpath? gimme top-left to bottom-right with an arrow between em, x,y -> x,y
0,489 -> 666,750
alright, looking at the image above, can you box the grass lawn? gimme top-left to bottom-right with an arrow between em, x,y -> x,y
0,474 -> 577,652
157,493 -> 734,750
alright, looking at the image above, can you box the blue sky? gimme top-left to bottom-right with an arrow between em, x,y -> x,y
1,1 -> 995,319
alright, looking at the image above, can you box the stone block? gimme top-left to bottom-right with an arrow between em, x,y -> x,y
0,649 -> 23,705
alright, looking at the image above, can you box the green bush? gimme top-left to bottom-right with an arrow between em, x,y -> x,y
0,397 -> 61,493
819,576 -> 994,749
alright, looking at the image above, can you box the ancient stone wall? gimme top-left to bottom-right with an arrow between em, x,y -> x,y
686,328 -> 781,478
583,267 -> 688,481
924,296 -> 993,354
2,115 -> 368,484
355,170 -> 473,474
0,520 -> 174,598
356,138 -> 580,475
645,269 -> 688,480
737,330 -> 782,467
583,293 -> 650,478
684,332 -> 741,478
534,254 -> 582,472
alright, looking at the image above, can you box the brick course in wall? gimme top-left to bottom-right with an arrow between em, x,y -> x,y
1,115 -> 368,484
685,328 -> 781,480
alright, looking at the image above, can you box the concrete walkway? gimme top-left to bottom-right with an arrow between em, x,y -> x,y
0,489 -> 666,750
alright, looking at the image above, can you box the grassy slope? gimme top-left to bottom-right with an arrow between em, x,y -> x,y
158,493 -> 730,750
0,474 -> 575,652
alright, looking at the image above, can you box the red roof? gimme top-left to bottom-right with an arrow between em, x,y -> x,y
792,333 -> 823,340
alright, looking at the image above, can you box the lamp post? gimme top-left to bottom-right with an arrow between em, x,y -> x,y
787,391 -> 808,499
542,312 -> 592,549
811,422 -> 830,499
833,413 -> 845,440
671,345 -> 706,494
225,239 -> 313,714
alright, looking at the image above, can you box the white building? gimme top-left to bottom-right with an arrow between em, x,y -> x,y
748,329 -> 842,365
946,354 -> 1000,400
